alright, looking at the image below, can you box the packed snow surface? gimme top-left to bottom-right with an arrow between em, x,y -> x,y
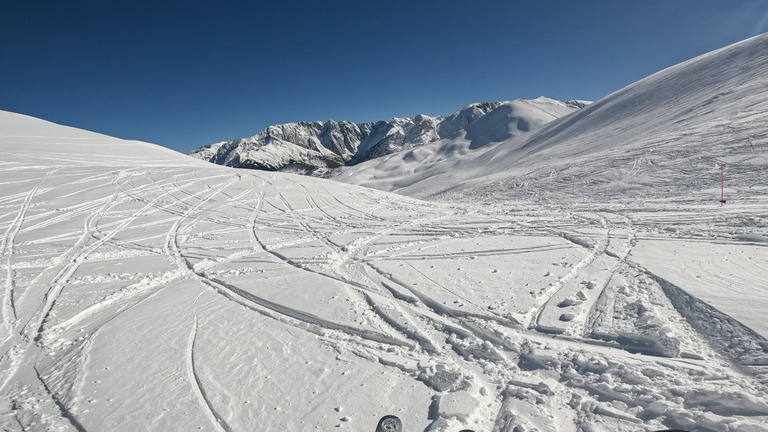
2,34 -> 768,432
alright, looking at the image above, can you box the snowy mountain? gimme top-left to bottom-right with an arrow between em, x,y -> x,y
342,33 -> 768,204
3,34 -> 768,432
188,97 -> 586,174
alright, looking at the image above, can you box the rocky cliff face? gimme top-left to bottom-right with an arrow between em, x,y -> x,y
189,98 -> 586,175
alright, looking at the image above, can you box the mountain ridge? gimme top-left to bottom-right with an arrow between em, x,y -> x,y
188,97 -> 588,174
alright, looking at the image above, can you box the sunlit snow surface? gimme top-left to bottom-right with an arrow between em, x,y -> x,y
1,110 -> 768,432
4,35 -> 768,432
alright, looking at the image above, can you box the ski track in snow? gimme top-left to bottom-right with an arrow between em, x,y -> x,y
188,292 -> 233,432
0,164 -> 766,430
527,214 -> 610,332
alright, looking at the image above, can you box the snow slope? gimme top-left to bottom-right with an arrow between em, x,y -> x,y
2,106 -> 768,432
188,98 -> 585,175
0,111 -> 200,168
352,33 -> 768,202
334,97 -> 587,193
342,32 -> 768,385
336,35 -> 768,391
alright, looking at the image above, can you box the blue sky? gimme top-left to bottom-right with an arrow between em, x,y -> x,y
3,0 -> 768,153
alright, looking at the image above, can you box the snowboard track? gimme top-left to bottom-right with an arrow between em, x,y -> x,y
187,309 -> 233,432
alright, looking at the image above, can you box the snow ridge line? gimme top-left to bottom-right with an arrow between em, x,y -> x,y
647,270 -> 768,366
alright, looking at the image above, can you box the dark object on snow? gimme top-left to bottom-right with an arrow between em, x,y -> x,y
375,415 -> 402,432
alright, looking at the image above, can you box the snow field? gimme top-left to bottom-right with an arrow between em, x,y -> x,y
0,146 -> 766,430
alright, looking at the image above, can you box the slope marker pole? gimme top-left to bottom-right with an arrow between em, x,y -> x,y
719,162 -> 726,206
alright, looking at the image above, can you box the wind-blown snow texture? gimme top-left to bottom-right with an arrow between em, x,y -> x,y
2,34 -> 768,432
188,98 -> 586,175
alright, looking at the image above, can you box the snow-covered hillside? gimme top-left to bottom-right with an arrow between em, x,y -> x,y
343,33 -> 768,204
188,98 -> 585,175
2,93 -> 768,432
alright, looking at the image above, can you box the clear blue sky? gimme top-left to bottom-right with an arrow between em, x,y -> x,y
3,0 -> 768,153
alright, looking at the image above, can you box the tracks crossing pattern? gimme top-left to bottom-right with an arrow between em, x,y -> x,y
0,166 -> 766,431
